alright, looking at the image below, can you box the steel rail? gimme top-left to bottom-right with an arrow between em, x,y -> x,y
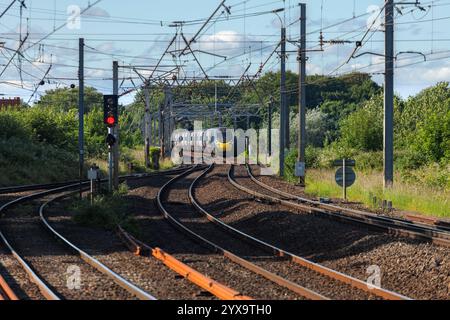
243,165 -> 450,246
0,166 -> 191,194
157,165 -> 329,301
116,226 -> 252,300
401,214 -> 450,232
0,274 -> 18,301
0,166 -> 192,300
0,183 -> 84,300
223,165 -> 412,300
245,165 -> 450,233
39,193 -> 157,300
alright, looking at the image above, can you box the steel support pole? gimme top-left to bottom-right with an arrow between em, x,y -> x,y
384,0 -> 394,188
78,38 -> 84,198
268,97 -> 273,157
343,159 -> 347,201
108,129 -> 113,192
298,3 -> 307,186
279,27 -> 287,177
159,104 -> 163,150
144,85 -> 151,167
112,61 -> 119,190
149,113 -> 153,147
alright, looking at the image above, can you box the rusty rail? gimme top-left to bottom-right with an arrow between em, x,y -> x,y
0,168 -> 188,300
243,165 -> 450,247
39,193 -> 157,300
404,214 -> 450,231
117,226 -> 252,300
0,274 -> 18,301
219,165 -> 411,300
157,165 -> 329,301
0,185 -> 82,300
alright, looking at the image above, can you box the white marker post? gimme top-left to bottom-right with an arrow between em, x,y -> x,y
87,166 -> 98,205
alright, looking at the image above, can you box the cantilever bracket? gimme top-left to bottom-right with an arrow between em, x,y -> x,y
396,51 -> 426,61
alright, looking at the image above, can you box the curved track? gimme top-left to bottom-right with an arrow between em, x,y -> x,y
39,192 -> 157,300
235,164 -> 450,247
0,167 -> 192,300
191,164 -> 411,300
158,165 -> 413,300
157,166 -> 328,300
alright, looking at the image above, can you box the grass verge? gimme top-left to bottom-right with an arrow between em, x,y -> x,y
305,169 -> 450,218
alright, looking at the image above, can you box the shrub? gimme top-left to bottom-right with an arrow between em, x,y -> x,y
339,96 -> 383,152
0,112 -> 30,139
72,183 -> 137,233
354,151 -> 383,171
398,82 -> 450,166
305,146 -> 321,169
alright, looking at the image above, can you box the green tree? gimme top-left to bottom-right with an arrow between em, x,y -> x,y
36,86 -> 103,113
397,82 -> 450,164
339,95 -> 383,152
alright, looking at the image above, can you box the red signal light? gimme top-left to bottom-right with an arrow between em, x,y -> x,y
106,116 -> 116,126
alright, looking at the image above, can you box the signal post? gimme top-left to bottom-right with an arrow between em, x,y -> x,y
103,95 -> 118,192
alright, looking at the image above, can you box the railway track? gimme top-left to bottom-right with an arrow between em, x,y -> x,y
0,274 -> 18,300
0,184 -> 156,300
230,164 -> 450,247
159,165 -> 411,300
157,165 -> 317,300
0,166 -> 190,195
0,167 -> 192,300
117,226 -> 252,300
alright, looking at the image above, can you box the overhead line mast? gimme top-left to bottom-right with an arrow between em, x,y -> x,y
384,0 -> 395,188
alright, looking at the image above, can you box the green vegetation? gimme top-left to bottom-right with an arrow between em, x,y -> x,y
71,183 -> 139,233
1,72 -> 448,217
304,169 -> 449,217
280,80 -> 449,217
0,87 -> 161,186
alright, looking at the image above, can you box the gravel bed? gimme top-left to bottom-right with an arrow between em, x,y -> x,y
162,168 -> 378,300
44,175 -> 216,300
0,191 -> 49,300
0,238 -> 45,300
126,173 -> 303,300
193,164 -> 450,300
249,165 -> 450,222
0,198 -> 137,300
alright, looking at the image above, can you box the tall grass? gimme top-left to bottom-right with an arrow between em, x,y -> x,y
0,138 -> 78,186
305,169 -> 450,217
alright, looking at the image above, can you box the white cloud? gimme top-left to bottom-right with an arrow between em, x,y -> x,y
82,6 -> 110,18
198,30 -> 258,57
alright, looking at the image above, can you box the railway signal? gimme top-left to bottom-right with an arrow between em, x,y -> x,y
106,133 -> 116,147
103,94 -> 119,128
103,94 -> 119,192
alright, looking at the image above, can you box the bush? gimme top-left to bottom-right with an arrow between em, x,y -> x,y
284,149 -> 298,183
339,95 -> 383,152
72,183 -> 138,233
399,163 -> 450,190
397,82 -> 450,166
354,151 -> 383,171
305,146 -> 321,169
23,108 -> 70,148
413,110 -> 450,164
395,149 -> 428,170
85,106 -> 106,157
0,111 -> 30,139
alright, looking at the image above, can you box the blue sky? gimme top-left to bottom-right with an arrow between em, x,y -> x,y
0,0 -> 449,104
